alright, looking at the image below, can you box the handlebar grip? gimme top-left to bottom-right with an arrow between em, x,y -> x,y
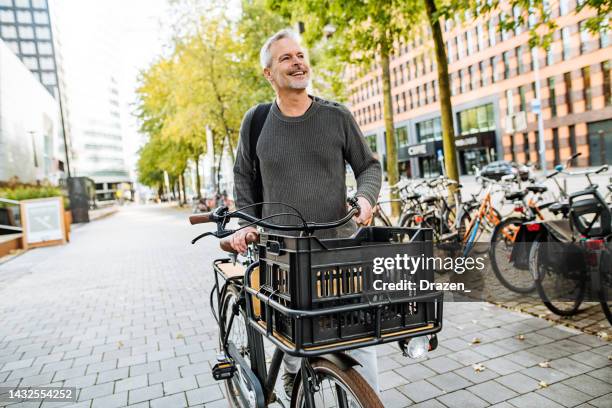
596,165 -> 609,174
570,152 -> 582,159
219,231 -> 258,253
189,212 -> 213,225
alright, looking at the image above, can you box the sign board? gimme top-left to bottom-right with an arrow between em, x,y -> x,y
455,136 -> 479,147
531,99 -> 541,114
407,144 -> 428,157
20,197 -> 66,249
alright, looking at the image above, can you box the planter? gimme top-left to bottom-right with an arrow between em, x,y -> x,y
64,210 -> 72,242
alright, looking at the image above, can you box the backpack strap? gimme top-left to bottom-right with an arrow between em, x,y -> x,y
248,103 -> 272,208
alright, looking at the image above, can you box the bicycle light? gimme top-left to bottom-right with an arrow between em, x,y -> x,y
405,336 -> 429,359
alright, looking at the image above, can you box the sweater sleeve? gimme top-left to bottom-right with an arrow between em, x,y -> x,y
233,107 -> 259,224
342,109 -> 382,207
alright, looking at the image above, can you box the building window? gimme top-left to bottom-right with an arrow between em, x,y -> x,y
395,126 -> 409,147
19,40 -> 35,54
424,82 -> 429,105
546,46 -> 554,66
582,66 -> 592,110
562,27 -> 571,60
506,89 -> 514,115
569,124 -> 577,156
22,56 -> 38,69
603,60 -> 611,106
459,69 -> 467,93
601,20 -> 610,48
466,30 -> 474,55
516,46 -> 524,75
402,91 -> 407,112
469,65 -> 477,90
491,56 -> 499,83
488,17 -> 496,47
416,117 -> 442,142
519,86 -> 526,111
564,72 -> 573,113
501,12 -> 510,41
548,77 -> 557,117
457,33 -> 465,59
480,61 -> 486,86
18,25 -> 33,39
33,10 -> 48,24
457,103 -> 495,135
476,23 -> 484,51
579,21 -> 590,54
15,0 -> 30,8
16,10 -> 31,23
0,10 -> 14,23
1,24 -> 17,39
433,80 -> 438,102
447,40 -> 453,64
510,134 -> 516,162
552,128 -> 560,165
513,6 -> 522,35
502,51 -> 510,79
559,0 -> 569,16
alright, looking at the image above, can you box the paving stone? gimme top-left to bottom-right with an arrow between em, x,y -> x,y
129,362 -> 160,377
91,391 -> 127,408
467,380 -> 518,404
548,357 -> 594,377
396,363 -> 436,382
148,368 -> 181,385
587,366 -> 612,383
84,360 -> 116,375
398,380 -> 443,403
562,374 -> 612,397
427,371 -> 473,393
436,389 -> 488,408
589,393 -> 612,408
485,356 -> 524,375
162,376 -> 197,395
569,350 -> 611,369
381,388 -> 413,408
495,372 -> 540,394
150,392 -> 187,408
96,367 -> 128,384
115,374 -> 148,393
508,391 -> 566,408
78,382 -> 115,401
411,400 -> 446,408
536,382 -> 592,407
158,356 -> 189,371
64,374 -> 97,388
522,366 -> 571,384
378,369 -> 408,391
0,358 -> 34,372
454,364 -> 499,384
184,384 -> 224,405
53,366 -> 86,382
128,384 -> 163,405
422,356 -> 463,374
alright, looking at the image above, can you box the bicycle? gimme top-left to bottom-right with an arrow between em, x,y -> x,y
528,165 -> 611,323
189,199 -> 443,407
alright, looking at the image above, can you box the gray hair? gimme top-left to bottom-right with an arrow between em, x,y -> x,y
259,29 -> 301,69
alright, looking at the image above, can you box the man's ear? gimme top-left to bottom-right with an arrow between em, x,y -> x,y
263,67 -> 273,82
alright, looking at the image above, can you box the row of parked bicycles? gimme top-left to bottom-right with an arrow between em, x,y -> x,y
365,153 -> 612,325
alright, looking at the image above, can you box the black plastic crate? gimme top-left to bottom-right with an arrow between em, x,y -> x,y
251,227 -> 440,350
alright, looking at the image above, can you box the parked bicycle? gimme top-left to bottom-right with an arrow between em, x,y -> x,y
528,165 -> 611,324
190,199 -> 443,407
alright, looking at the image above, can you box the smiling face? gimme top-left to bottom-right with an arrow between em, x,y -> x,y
264,37 -> 310,91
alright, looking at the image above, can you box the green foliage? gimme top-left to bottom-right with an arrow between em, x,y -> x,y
0,185 -> 69,209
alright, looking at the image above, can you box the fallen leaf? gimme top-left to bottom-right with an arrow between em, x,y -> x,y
471,337 -> 481,345
608,355 -> 611,361
473,363 -> 485,372
117,341 -> 124,349
538,380 -> 548,388
517,334 -> 525,341
597,332 -> 609,340
176,333 -> 185,340
538,361 -> 551,368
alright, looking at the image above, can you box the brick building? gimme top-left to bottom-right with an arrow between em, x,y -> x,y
347,0 -> 611,177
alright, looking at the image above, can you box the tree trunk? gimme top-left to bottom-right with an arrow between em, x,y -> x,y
181,172 -> 187,206
226,132 -> 235,162
425,0 -> 460,200
380,45 -> 401,217
194,155 -> 202,199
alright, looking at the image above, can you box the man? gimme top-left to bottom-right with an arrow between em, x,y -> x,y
230,29 -> 382,398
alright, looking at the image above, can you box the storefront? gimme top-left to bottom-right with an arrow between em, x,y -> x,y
455,131 -> 498,175
403,140 -> 444,178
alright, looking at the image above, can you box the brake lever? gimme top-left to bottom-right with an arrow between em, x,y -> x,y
191,229 -> 236,244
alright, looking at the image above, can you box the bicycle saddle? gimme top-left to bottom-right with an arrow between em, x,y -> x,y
549,202 -> 570,215
404,193 -> 421,200
420,195 -> 437,204
526,185 -> 547,194
505,190 -> 527,201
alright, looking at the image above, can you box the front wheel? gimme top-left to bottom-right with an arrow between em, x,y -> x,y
599,245 -> 612,325
290,358 -> 383,408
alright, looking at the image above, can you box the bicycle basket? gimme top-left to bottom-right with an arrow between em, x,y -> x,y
245,227 -> 443,355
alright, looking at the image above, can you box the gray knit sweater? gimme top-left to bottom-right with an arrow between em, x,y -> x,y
233,96 -> 382,238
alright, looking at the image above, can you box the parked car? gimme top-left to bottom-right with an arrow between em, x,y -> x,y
480,160 -> 531,181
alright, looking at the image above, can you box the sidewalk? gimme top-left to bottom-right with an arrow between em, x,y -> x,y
0,205 -> 609,407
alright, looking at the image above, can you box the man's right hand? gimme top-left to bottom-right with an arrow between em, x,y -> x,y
230,227 -> 259,253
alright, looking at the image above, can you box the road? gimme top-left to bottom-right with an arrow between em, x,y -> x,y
0,205 -> 609,408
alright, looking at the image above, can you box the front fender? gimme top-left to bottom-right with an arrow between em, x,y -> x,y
317,352 -> 361,371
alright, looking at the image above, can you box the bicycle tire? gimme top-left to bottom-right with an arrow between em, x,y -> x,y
599,247 -> 612,325
290,358 -> 383,408
219,284 -> 251,408
531,236 -> 586,316
490,216 -> 536,293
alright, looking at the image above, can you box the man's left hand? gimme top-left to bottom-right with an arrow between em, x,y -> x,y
353,196 -> 373,225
